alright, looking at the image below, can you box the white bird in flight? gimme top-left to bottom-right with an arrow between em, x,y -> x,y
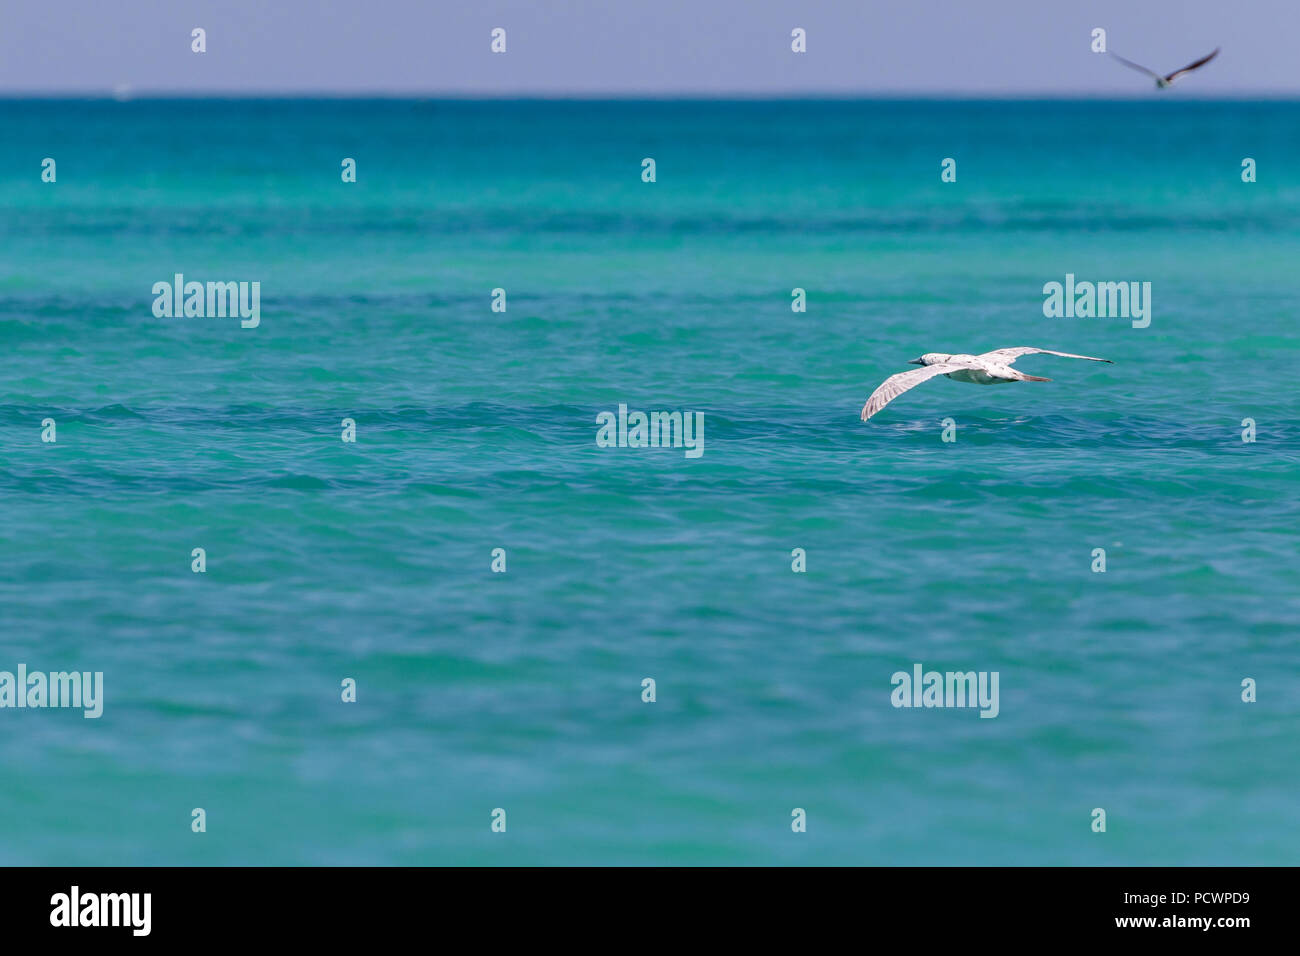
860,347 -> 1113,421
1108,47 -> 1220,89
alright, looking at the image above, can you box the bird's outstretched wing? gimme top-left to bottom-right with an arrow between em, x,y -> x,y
979,347 -> 1113,366
861,363 -> 973,421
1108,51 -> 1163,82
1164,47 -> 1219,83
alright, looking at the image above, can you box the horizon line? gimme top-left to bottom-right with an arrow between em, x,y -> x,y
3,90 -> 1299,102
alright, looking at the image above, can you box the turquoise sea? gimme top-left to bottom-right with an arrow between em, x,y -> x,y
1,99 -> 1297,865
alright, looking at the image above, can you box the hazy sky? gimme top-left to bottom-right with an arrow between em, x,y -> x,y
1,0 -> 1295,96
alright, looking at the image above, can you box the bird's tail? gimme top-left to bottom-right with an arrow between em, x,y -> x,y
1020,374 -> 1051,382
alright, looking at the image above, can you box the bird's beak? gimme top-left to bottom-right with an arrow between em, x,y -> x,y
907,358 -> 924,365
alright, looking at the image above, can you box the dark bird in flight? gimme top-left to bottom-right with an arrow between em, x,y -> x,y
1108,47 -> 1220,89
